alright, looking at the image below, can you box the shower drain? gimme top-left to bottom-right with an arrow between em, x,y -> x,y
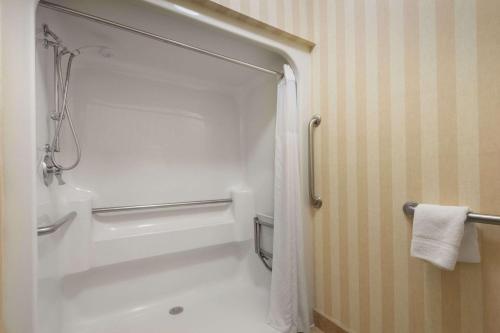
169,306 -> 184,315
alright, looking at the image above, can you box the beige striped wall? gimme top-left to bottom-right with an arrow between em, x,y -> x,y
201,1 -> 500,332
0,0 -> 4,330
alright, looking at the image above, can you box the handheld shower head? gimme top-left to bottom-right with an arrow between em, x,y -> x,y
61,48 -> 81,56
43,24 -> 61,43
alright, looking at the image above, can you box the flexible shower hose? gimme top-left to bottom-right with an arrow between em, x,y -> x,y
49,46 -> 81,171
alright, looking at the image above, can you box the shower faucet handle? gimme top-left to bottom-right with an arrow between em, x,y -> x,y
41,151 -> 66,186
54,169 -> 66,186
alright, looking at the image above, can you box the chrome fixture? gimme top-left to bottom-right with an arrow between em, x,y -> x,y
254,214 -> 273,271
92,198 -> 233,214
38,211 -> 77,236
41,24 -> 81,186
38,1 -> 283,77
41,149 -> 65,186
403,202 -> 500,225
308,114 -> 322,208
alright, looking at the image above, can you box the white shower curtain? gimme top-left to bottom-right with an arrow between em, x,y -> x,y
268,65 -> 310,333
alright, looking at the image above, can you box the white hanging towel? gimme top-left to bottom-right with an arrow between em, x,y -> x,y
410,204 -> 481,270
268,65 -> 310,333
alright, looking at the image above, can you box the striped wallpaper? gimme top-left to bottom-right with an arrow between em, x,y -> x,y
202,1 -> 500,332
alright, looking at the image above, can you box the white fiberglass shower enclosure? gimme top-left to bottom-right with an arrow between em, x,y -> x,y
2,0 -> 313,332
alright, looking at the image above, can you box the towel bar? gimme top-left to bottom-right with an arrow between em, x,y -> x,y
403,201 -> 500,225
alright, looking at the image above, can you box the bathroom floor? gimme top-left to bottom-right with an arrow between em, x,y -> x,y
65,279 -> 279,333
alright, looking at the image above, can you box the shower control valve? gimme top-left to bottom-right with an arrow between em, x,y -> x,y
41,148 -> 65,186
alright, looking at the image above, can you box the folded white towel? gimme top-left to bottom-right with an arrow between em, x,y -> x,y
411,204 -> 480,270
457,223 -> 481,263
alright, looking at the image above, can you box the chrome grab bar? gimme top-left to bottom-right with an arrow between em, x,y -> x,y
92,198 -> 233,214
37,211 -> 77,236
403,201 -> 500,225
308,114 -> 322,208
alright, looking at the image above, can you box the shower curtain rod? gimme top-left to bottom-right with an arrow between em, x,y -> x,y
38,1 -> 283,77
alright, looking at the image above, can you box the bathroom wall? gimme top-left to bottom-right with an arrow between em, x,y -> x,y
200,1 -> 500,332
200,0 -> 313,42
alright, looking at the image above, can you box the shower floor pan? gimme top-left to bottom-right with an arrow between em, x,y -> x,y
64,280 -> 279,333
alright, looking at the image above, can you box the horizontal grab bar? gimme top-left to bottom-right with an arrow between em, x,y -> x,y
92,198 -> 233,214
403,201 -> 500,225
37,211 -> 77,236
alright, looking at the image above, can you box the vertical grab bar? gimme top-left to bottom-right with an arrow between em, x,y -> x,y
308,114 -> 323,208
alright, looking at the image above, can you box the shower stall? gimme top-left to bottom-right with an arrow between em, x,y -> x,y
2,0 -> 314,332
